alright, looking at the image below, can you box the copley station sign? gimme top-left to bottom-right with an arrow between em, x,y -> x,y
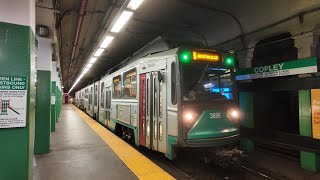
235,57 -> 318,81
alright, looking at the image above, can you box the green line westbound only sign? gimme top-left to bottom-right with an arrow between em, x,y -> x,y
0,76 -> 27,128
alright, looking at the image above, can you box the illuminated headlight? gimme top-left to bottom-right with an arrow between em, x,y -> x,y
184,112 -> 193,121
227,109 -> 241,123
230,110 -> 239,118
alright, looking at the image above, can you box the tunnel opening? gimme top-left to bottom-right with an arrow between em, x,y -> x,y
251,32 -> 299,135
239,32 -> 304,159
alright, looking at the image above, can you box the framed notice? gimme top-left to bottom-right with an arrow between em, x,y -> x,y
311,89 -> 320,139
0,76 -> 27,128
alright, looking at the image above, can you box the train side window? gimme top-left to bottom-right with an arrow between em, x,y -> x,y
171,62 -> 177,105
113,76 -> 121,98
94,85 -> 98,106
101,82 -> 105,108
123,69 -> 137,98
159,122 -> 163,141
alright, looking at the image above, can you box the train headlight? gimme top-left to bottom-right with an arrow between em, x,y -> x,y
227,109 -> 240,123
184,112 -> 193,122
230,110 -> 239,118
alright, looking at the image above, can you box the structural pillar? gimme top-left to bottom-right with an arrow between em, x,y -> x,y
34,36 -> 52,154
0,0 -> 35,179
295,36 -> 320,172
51,62 -> 57,132
239,92 -> 255,152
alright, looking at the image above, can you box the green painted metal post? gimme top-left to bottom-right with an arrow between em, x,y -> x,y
56,86 -> 59,122
299,90 -> 320,172
34,71 -> 51,154
51,81 -> 56,132
239,92 -> 255,152
34,37 -> 52,155
0,22 -> 35,180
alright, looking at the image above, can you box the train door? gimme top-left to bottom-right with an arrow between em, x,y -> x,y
105,86 -> 112,126
145,70 -> 167,153
139,74 -> 146,146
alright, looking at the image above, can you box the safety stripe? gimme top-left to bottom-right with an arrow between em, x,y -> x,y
73,105 -> 175,180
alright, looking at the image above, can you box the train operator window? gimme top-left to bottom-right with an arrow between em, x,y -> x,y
113,76 -> 121,98
123,69 -> 137,98
171,62 -> 177,105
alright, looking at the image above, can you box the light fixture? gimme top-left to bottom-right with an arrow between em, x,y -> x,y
94,48 -> 104,57
89,57 -> 97,63
111,11 -> 133,33
127,0 -> 144,10
83,67 -> 89,74
100,36 -> 114,48
86,63 -> 93,68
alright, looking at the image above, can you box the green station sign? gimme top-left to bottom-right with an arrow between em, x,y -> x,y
235,57 -> 318,81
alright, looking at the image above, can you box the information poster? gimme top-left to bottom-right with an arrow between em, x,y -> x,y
0,76 -> 27,128
311,89 -> 320,139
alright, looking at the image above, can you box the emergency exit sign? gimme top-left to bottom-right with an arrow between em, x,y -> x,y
235,57 -> 317,81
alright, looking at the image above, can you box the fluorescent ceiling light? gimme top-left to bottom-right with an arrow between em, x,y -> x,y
83,67 -> 89,74
94,48 -> 104,57
89,57 -> 97,63
86,63 -> 93,68
127,0 -> 144,10
100,36 -> 114,48
111,11 -> 133,33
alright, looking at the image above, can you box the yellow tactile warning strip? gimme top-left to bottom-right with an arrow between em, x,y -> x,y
73,106 -> 176,180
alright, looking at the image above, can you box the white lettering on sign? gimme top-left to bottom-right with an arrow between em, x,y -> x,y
0,76 -> 27,128
210,112 -> 221,119
253,63 -> 284,73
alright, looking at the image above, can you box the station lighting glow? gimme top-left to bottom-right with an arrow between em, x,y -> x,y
83,67 -> 89,74
100,36 -> 114,48
86,63 -> 93,68
94,48 -> 104,57
127,0 -> 144,10
110,11 -> 133,33
89,57 -> 97,64
68,1 -> 141,94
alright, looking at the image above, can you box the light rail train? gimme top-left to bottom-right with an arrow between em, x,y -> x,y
75,38 -> 240,160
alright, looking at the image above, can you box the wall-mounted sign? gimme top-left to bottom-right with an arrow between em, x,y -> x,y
0,76 -> 27,128
311,89 -> 320,139
51,93 -> 56,105
235,57 -> 317,81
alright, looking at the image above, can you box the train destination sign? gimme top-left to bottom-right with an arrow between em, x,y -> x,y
192,51 -> 220,62
235,57 -> 317,81
0,76 -> 27,128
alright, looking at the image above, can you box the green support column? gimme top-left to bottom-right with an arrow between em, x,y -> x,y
34,37 -> 52,155
34,70 -> 51,154
51,81 -> 56,132
56,86 -> 59,122
239,92 -> 255,152
299,90 -> 320,172
0,22 -> 35,180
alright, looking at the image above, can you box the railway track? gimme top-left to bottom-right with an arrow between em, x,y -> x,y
122,137 -> 275,180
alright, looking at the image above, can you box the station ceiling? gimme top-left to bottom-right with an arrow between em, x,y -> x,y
56,0 -> 319,93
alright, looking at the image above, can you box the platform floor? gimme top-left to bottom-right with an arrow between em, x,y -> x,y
33,104 -> 137,180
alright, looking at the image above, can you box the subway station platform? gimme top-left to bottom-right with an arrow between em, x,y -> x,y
33,104 -> 174,180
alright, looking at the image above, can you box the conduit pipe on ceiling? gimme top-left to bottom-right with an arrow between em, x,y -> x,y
69,0 -> 88,73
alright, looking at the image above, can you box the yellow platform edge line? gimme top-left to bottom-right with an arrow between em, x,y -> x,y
72,105 -> 176,180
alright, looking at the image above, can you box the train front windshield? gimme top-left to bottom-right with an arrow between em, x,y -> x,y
182,63 -> 234,101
